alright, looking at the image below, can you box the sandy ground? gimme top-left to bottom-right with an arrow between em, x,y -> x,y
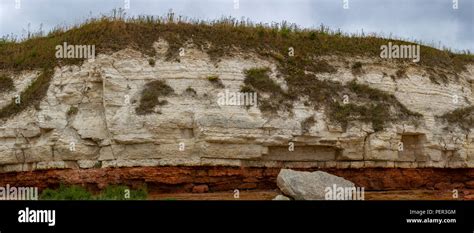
149,189 -> 469,200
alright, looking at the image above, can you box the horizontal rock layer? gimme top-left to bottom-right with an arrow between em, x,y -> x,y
1,167 -> 474,192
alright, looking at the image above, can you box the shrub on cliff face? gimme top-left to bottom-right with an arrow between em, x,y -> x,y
327,80 -> 421,131
395,68 -> 407,79
148,58 -> 156,67
301,115 -> 316,134
184,86 -> 197,96
243,68 -> 282,94
243,67 -> 292,113
440,106 -> 474,131
351,62 -> 363,75
136,80 -> 174,115
67,106 -> 79,116
0,74 -> 14,93
329,102 -> 389,132
207,75 -> 224,88
0,68 -> 53,119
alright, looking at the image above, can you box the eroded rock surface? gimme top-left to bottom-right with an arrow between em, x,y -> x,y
277,169 -> 354,200
0,39 -> 473,173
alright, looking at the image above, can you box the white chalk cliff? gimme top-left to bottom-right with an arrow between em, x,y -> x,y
1,39 -> 473,173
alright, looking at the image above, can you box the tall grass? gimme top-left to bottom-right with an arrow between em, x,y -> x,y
1,10 -> 472,71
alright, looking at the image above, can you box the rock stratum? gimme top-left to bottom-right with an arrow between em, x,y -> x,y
1,38 -> 474,174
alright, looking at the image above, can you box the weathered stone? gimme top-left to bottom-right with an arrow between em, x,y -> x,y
276,169 -> 355,200
192,185 -> 209,193
273,195 -> 291,200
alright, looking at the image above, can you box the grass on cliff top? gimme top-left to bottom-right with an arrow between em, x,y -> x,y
40,184 -> 148,200
1,9 -> 472,71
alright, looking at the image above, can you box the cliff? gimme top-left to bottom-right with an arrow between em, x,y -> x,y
0,18 -> 474,175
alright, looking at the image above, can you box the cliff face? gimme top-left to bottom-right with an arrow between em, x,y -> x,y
1,39 -> 474,173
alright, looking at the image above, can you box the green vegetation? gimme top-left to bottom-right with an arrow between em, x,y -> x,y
307,60 -> 337,74
184,86 -> 197,96
0,68 -> 53,119
240,85 -> 254,93
136,80 -> 173,115
428,69 -> 449,85
340,80 -> 421,130
329,102 -> 389,131
346,80 -> 420,118
207,75 -> 224,88
40,184 -> 148,200
0,74 -> 14,93
40,185 -> 93,200
243,68 -> 282,94
440,106 -> 474,131
243,67 -> 292,113
395,68 -> 407,79
148,58 -> 156,67
351,62 -> 363,75
301,115 -> 316,133
67,106 -> 79,116
1,11 -> 471,72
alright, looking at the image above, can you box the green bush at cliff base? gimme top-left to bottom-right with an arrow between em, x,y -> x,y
40,184 -> 148,200
40,184 -> 93,200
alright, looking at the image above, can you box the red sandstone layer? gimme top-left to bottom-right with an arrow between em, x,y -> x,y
1,167 -> 474,193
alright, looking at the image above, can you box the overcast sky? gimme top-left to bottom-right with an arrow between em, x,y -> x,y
0,0 -> 472,52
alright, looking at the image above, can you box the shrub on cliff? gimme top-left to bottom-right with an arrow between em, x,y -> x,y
244,68 -> 282,94
136,80 -> 174,115
0,74 -> 14,93
243,67 -> 292,113
207,75 -> 224,88
440,106 -> 474,131
0,68 -> 53,119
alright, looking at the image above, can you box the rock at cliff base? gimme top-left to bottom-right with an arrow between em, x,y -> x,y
272,195 -> 291,200
276,169 -> 354,200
